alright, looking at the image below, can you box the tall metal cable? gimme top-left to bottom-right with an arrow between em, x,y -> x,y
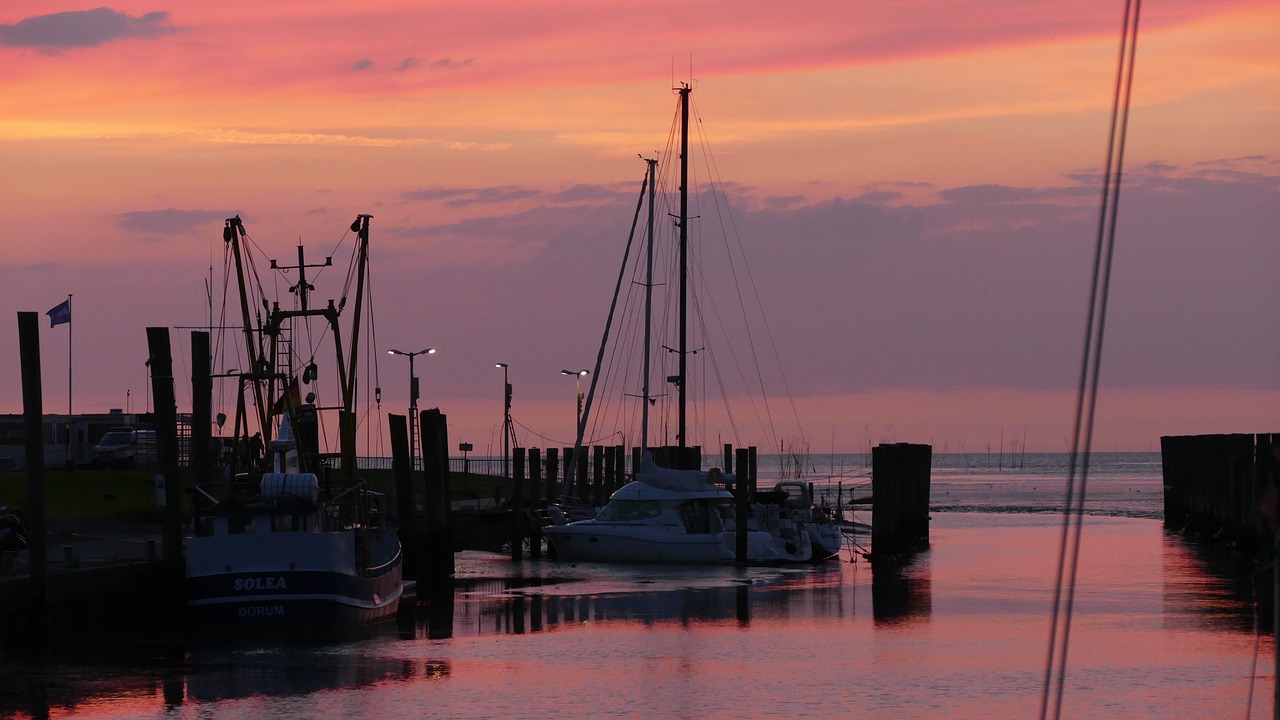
1040,2 -> 1142,718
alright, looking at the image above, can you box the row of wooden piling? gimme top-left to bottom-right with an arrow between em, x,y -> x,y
1161,433 -> 1275,553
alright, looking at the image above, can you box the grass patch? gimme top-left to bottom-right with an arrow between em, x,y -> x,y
0,467 -> 509,525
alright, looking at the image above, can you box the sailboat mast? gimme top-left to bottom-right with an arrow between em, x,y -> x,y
677,84 -> 690,453
642,157 -> 657,456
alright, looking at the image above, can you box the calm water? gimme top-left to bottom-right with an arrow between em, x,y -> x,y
2,453 -> 1274,719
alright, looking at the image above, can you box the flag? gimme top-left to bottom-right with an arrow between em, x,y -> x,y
271,377 -> 302,416
46,299 -> 70,327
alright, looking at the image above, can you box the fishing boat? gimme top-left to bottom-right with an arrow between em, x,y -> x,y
185,214 -> 404,629
543,85 -> 813,564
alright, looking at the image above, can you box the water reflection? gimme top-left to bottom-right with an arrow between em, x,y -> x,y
395,557 -> 857,638
0,517 -> 1270,719
1161,531 -> 1269,634
871,551 -> 933,624
184,645 -> 423,702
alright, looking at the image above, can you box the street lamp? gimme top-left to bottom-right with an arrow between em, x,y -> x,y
560,369 -> 590,439
496,363 -> 511,484
388,347 -> 436,472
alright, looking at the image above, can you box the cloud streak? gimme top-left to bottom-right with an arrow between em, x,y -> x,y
0,7 -> 175,52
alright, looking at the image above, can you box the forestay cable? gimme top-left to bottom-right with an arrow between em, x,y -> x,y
1040,1 -> 1142,718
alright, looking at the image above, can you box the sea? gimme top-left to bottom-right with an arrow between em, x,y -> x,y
1,452 -> 1274,719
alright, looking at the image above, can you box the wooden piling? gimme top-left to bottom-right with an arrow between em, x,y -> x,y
592,445 -> 605,506
511,447 -> 526,562
529,448 -> 542,560
1161,433 -> 1271,553
871,442 -> 932,559
146,327 -> 185,577
545,448 -> 559,559
545,447 -> 559,507
190,331 -> 212,490
388,414 -> 417,581
735,447 -> 750,562
604,446 -> 616,498
18,313 -> 47,620
420,408 -> 454,577
576,445 -> 589,502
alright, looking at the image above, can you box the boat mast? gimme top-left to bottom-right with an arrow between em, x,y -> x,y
641,156 -> 657,456
223,216 -> 270,442
677,84 -> 690,456
341,214 -> 372,481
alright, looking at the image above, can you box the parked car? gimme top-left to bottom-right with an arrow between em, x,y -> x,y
93,428 -> 139,468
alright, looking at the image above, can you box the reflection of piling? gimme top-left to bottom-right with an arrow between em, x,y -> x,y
420,409 -> 454,578
18,312 -> 47,622
426,576 -> 454,640
1161,433 -> 1271,553
870,443 -> 932,559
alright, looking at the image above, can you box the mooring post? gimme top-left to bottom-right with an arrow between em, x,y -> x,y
735,447 -> 750,562
17,312 -> 47,622
389,414 -> 417,581
604,446 -> 616,498
546,447 -> 559,507
545,448 -> 559,559
190,331 -> 212,492
562,447 -> 575,501
529,447 -> 543,560
592,446 -> 605,506
420,409 -> 454,578
511,447 -> 526,562
146,327 -> 185,578
871,442 -> 933,559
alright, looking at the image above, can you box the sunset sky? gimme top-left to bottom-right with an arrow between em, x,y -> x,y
2,1 -> 1277,456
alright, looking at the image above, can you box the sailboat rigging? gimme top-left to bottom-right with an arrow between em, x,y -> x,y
544,84 -> 824,563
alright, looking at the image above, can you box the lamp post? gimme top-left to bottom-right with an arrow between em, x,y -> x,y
388,347 -> 435,473
496,363 -> 511,484
560,369 -> 590,439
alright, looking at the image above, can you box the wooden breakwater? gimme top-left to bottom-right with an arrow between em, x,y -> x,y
1161,433 -> 1275,553
869,443 -> 932,561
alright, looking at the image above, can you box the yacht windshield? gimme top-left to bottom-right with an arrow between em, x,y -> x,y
597,500 -> 666,522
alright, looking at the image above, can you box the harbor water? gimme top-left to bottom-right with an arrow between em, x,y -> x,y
1,453 -> 1273,719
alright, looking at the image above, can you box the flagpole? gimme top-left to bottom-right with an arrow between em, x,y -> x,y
67,294 -> 73,418
67,293 -> 72,467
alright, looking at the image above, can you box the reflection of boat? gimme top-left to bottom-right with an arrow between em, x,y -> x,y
544,454 -> 809,563
185,215 -> 403,628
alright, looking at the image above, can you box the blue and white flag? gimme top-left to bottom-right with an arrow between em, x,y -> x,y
47,299 -> 70,327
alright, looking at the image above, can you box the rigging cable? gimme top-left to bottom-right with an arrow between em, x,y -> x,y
1039,1 -> 1141,718
564,168 -> 651,495
690,94 -> 794,450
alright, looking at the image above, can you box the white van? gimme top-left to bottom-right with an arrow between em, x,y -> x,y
93,428 -> 142,468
